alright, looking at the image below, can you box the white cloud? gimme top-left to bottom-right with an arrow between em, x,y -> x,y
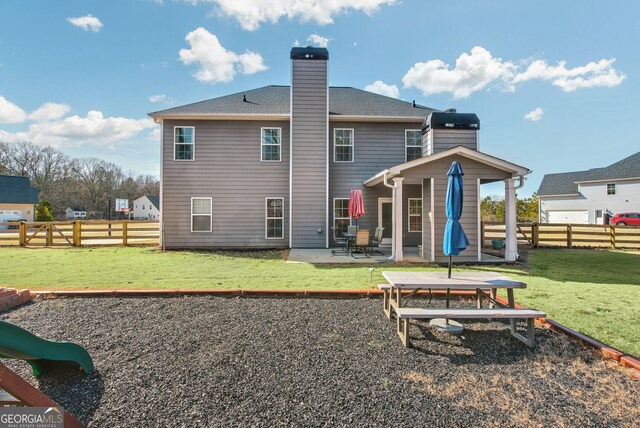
403,46 -> 515,99
185,0 -> 397,31
364,80 -> 400,98
524,107 -> 544,121
0,110 -> 156,148
307,33 -> 330,48
149,94 -> 173,104
402,46 -> 625,98
66,14 -> 103,32
28,102 -> 71,122
179,27 -> 267,84
512,58 -> 625,92
0,96 -> 27,124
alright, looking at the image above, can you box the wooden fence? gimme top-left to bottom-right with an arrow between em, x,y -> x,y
0,220 -> 159,248
482,222 -> 640,249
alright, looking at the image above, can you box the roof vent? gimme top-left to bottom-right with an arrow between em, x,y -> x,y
443,108 -> 457,113
412,100 -> 416,107
242,94 -> 247,102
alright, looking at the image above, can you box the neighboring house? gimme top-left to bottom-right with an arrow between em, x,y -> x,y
537,152 -> 640,224
65,207 -> 87,219
149,47 -> 530,262
0,175 -> 39,224
133,195 -> 160,220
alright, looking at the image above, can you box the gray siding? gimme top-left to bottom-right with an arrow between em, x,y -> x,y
329,121 -> 423,246
427,129 -> 477,155
404,155 -> 511,262
422,178 -> 432,260
290,58 -> 328,248
162,120 -> 289,248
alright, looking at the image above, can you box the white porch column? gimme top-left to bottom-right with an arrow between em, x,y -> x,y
504,178 -> 518,262
393,177 -> 404,262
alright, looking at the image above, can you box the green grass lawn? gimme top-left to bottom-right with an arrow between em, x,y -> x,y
0,246 -> 638,356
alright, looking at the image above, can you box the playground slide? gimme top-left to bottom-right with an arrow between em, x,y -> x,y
0,320 -> 94,376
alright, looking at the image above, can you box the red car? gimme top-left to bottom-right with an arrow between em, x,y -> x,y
611,212 -> 640,226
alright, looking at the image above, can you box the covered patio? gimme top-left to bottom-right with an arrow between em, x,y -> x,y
362,146 -> 531,263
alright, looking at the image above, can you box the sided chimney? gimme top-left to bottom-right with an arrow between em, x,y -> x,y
422,111 -> 480,156
289,47 -> 329,248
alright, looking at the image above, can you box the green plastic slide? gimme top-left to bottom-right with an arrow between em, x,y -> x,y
0,320 -> 94,376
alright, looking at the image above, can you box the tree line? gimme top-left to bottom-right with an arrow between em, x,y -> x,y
0,141 -> 159,220
481,194 -> 538,223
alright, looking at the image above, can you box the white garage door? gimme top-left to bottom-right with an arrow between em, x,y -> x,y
0,210 -> 22,229
547,210 -> 588,224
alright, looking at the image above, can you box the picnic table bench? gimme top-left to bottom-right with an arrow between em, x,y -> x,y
380,272 -> 546,348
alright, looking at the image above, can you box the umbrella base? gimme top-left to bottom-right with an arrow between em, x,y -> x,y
430,318 -> 464,335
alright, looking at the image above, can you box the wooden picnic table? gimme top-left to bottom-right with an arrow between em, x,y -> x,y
380,271 -> 545,348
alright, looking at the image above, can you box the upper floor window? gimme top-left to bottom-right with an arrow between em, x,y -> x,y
174,126 -> 195,161
334,129 -> 354,162
261,128 -> 281,162
405,130 -> 422,162
607,183 -> 616,195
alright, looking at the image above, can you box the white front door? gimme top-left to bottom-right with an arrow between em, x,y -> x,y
378,198 -> 392,246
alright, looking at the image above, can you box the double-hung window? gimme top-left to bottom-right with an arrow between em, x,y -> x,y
333,199 -> 351,236
405,130 -> 422,162
191,197 -> 212,232
174,126 -> 195,161
408,198 -> 422,232
266,198 -> 284,239
606,183 -> 616,195
261,128 -> 281,161
334,129 -> 354,162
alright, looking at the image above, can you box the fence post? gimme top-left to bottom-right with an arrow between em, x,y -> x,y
610,224 -> 616,249
566,224 -> 573,248
46,223 -> 53,247
18,222 -> 26,247
480,221 -> 485,248
73,221 -> 82,247
123,221 -> 128,246
532,223 -> 539,247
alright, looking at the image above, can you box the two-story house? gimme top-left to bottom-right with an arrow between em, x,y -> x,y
133,195 -> 160,220
150,47 -> 530,262
537,151 -> 640,224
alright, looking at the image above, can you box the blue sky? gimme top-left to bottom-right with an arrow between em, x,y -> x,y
0,0 -> 637,196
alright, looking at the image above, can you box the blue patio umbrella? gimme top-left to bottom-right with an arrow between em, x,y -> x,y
443,160 -> 470,278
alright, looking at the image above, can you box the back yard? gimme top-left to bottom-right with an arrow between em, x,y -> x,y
0,247 -> 638,356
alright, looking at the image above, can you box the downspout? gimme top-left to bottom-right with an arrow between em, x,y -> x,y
382,170 -> 395,260
514,175 -> 526,190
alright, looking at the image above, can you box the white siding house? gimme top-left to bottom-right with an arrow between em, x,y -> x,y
538,152 -> 640,224
133,195 -> 160,220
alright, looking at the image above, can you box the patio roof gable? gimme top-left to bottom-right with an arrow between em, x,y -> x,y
363,146 -> 531,187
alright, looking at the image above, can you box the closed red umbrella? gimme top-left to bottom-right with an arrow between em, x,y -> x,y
349,189 -> 365,228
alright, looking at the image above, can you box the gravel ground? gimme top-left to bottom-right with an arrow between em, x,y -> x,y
1,297 -> 639,427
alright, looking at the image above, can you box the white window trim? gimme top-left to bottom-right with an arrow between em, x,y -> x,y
333,128 -> 355,163
405,129 -> 422,162
333,198 -> 352,232
606,183 -> 616,195
261,127 -> 282,162
174,126 -> 195,162
190,197 -> 212,233
408,198 -> 422,232
265,197 -> 285,240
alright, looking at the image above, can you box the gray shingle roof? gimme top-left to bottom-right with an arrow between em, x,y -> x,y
149,86 -> 436,118
0,175 -> 39,204
146,196 -> 160,210
537,152 -> 640,196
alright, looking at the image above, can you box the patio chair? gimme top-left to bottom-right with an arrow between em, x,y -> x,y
370,226 -> 385,255
331,227 -> 349,255
352,229 -> 371,258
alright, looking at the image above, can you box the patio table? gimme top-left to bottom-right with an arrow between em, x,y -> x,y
380,271 -> 544,347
